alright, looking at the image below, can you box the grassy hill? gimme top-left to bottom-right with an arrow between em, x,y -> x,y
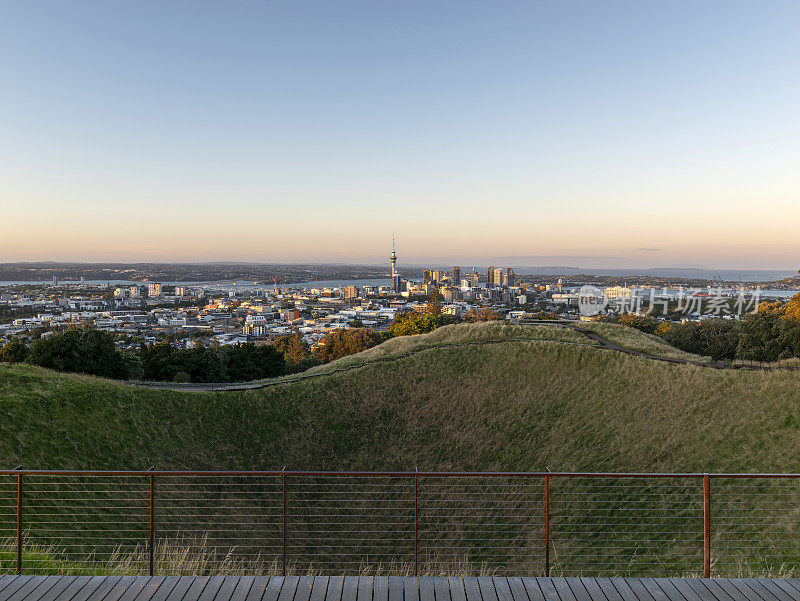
2,321 -> 800,472
3,322 -> 800,576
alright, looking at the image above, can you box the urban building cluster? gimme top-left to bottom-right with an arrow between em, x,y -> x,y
0,241 -> 791,351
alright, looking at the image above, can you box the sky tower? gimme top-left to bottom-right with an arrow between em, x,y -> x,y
391,236 -> 401,293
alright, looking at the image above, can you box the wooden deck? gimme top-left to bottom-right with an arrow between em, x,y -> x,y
3,577 -> 800,601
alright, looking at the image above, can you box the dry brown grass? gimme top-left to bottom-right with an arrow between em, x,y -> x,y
576,322 -> 711,362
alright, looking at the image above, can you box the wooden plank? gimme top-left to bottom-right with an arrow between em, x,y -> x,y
595,579 -> 626,601
196,577 -> 227,601
309,578 -> 329,601
506,578 -> 529,601
478,579 -> 498,601
434,578 -> 452,601
419,578 -> 435,601
0,578 -> 14,597
176,578 -> 211,601
731,580 -> 772,601
767,581 -> 800,601
5,575 -> 61,601
294,577 -> 315,601
214,578 -> 244,601
127,578 -> 166,601
341,578 -> 358,601
494,579 -> 514,601
551,579 -> 578,601
116,577 -> 154,601
78,577 -> 125,601
461,579 -> 481,601
403,579 -> 419,601
581,579 -> 612,601
387,578 -> 403,601
682,580 -> 723,601
784,584 -> 800,599
357,577 -> 374,601
161,578 -> 196,601
639,580 -> 672,601
325,577 -> 345,601
520,577 -> 544,601
243,578 -> 269,601
739,580 -> 782,601
717,578 -> 757,601
448,578 -> 466,601
701,580 -> 741,601
564,579 -> 593,601
650,580 -> 694,601
608,579 -> 646,601
263,578 -> 285,601
97,578 -> 137,601
665,579 -> 703,601
372,578 -> 387,601
619,580 -> 655,601
62,576 -> 108,601
0,575 -> 34,601
73,578 -> 123,601
533,579 -> 560,601
277,578 -> 300,601
39,578 -> 85,601
756,581 -> 798,601
227,578 -> 254,601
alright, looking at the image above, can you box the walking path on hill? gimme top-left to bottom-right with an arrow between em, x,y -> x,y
127,320 -> 797,392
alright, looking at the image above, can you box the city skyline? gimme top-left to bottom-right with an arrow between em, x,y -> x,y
2,1 -> 800,268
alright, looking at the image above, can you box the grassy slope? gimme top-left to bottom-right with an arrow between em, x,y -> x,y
2,322 -> 799,472
297,320 -> 592,375
577,321 -> 711,362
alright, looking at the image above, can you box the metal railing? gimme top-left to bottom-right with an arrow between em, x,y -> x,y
2,470 -> 800,577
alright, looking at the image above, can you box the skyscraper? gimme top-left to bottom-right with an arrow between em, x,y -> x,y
506,267 -> 515,287
487,266 -> 496,288
493,268 -> 503,288
452,266 -> 461,284
391,236 -> 401,293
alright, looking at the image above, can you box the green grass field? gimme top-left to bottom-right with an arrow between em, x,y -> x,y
3,322 -> 800,576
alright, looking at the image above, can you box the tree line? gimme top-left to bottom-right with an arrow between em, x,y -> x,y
600,293 -> 800,362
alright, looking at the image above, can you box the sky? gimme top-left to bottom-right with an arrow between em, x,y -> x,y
1,1 -> 799,269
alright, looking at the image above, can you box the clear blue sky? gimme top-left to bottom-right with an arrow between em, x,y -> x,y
1,1 -> 799,268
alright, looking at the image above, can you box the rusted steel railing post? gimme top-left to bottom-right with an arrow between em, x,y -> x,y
703,474 -> 711,578
414,470 -> 419,576
282,471 -> 287,576
544,474 -> 550,577
16,470 -> 23,575
148,471 -> 155,576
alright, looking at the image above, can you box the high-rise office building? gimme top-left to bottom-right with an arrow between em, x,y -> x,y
506,267 -> 515,287
487,266 -> 496,288
493,268 -> 503,288
423,270 -> 432,284
148,282 -> 163,297
452,266 -> 461,284
432,270 -> 441,285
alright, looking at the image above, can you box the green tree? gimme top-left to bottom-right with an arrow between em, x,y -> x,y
314,328 -> 381,363
388,311 -> 439,337
273,328 -> 314,365
427,290 -> 443,316
0,339 -> 28,363
26,328 -> 128,378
